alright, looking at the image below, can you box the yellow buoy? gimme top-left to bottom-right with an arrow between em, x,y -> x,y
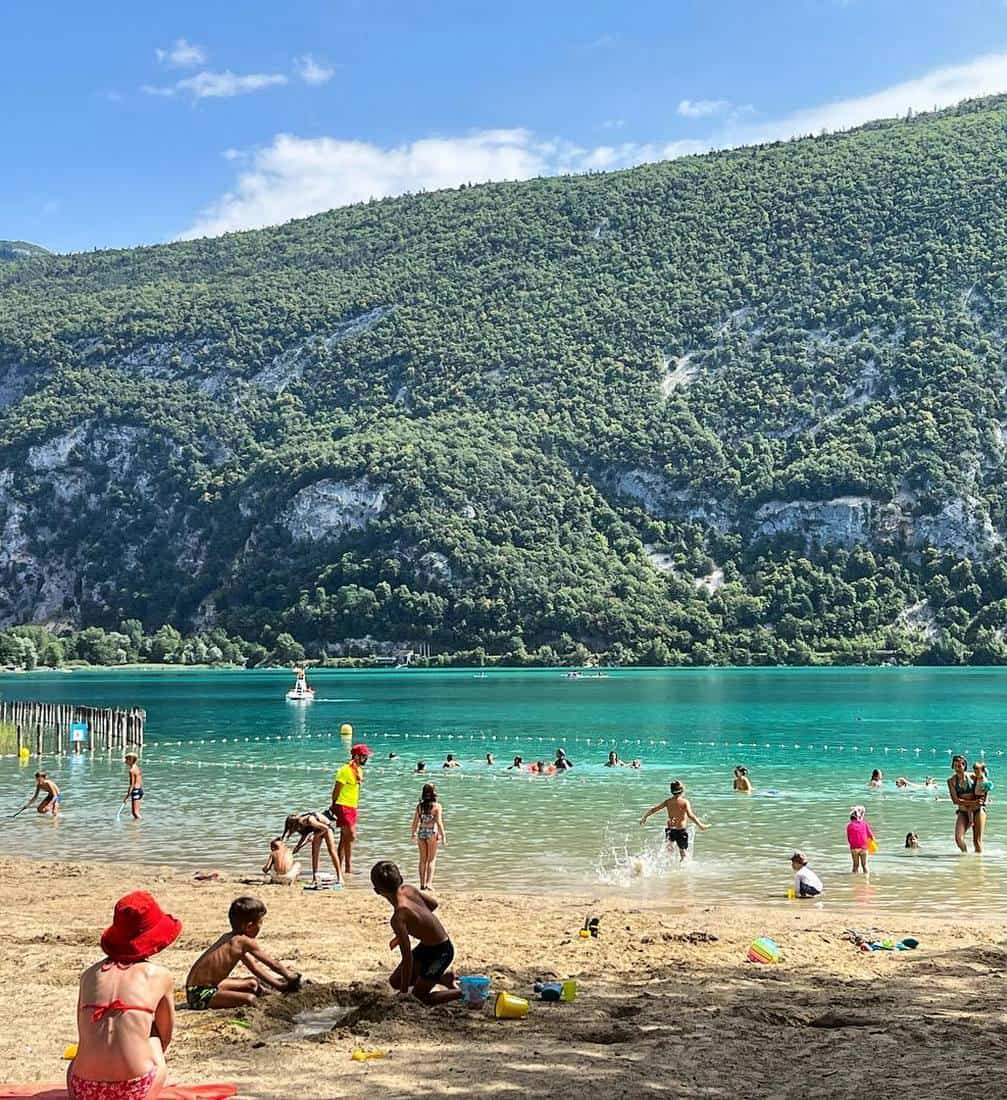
18,746 -> 30,763
340,724 -> 353,738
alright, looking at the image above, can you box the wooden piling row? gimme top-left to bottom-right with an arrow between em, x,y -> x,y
0,700 -> 146,757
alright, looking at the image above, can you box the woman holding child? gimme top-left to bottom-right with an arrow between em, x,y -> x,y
947,754 -> 990,854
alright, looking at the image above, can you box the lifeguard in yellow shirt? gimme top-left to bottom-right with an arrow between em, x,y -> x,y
323,743 -> 372,874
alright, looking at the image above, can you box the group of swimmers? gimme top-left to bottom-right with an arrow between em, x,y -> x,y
410,747 -> 642,773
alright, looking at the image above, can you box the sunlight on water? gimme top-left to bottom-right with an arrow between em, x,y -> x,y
3,667 -> 1007,916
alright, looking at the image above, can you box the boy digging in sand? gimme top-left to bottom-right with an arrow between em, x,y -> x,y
123,753 -> 143,819
640,779 -> 710,861
371,860 -> 462,1006
185,895 -> 300,1010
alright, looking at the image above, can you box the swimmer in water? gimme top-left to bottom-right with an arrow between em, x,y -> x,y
639,779 -> 709,862
905,832 -> 920,850
869,769 -> 883,789
733,766 -> 752,793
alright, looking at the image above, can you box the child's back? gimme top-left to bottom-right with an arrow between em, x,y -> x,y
186,931 -> 247,989
394,883 -> 451,945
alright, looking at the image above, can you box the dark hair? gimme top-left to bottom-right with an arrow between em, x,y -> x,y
34,771 -> 45,779
446,753 -> 454,761
905,832 -> 918,847
419,783 -> 437,812
416,761 -> 426,769
229,895 -> 267,931
870,769 -> 882,780
282,813 -> 305,838
370,860 -> 403,894
513,755 -> 522,765
952,755 -> 967,769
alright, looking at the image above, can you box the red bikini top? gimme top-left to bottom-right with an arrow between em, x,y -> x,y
84,999 -> 155,1023
85,960 -> 155,1022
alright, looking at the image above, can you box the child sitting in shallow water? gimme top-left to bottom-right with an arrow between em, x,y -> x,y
790,851 -> 823,897
262,837 -> 300,885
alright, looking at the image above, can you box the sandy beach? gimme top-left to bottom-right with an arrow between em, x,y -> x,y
1,856 -> 1003,1099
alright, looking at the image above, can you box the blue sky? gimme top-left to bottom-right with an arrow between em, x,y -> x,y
3,0 -> 1006,252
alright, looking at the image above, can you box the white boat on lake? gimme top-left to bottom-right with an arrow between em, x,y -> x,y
285,667 -> 315,703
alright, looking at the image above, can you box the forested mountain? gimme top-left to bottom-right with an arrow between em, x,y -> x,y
3,97 -> 1007,665
0,240 -> 49,264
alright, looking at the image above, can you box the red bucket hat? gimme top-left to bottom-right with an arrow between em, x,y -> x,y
100,891 -> 182,962
351,743 -> 373,759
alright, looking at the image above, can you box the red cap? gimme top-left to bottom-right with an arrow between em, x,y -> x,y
100,891 -> 182,962
351,743 -> 373,759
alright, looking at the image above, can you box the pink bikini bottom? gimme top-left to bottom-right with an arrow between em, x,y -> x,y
67,1068 -> 156,1100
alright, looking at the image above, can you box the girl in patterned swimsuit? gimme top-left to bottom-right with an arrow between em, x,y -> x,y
411,783 -> 447,890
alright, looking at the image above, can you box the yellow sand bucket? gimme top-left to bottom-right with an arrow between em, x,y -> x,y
560,980 -> 577,1002
867,837 -> 879,854
494,991 -> 529,1019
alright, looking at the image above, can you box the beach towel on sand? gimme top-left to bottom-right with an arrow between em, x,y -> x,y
0,1086 -> 237,1099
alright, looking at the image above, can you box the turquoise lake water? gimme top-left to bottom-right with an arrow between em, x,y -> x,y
2,667 -> 1006,916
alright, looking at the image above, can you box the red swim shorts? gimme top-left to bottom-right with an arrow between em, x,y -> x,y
326,805 -> 357,829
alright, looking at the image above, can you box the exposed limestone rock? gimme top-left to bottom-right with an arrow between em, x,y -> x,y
913,495 -> 1002,558
612,469 -> 733,532
660,352 -> 698,397
0,359 -> 33,409
896,599 -> 939,641
752,496 -> 893,550
417,551 -> 453,582
644,544 -> 676,573
252,307 -> 391,393
694,567 -> 725,594
283,479 -> 388,542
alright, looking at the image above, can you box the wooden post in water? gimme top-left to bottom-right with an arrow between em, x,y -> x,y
35,723 -> 42,758
15,724 -> 22,757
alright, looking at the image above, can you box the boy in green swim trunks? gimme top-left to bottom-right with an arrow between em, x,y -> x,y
185,895 -> 300,1010
371,860 -> 462,1006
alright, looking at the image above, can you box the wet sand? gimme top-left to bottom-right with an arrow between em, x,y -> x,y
1,856 -> 1003,1099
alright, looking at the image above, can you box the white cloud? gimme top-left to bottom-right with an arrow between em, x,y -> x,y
156,38 -> 207,68
733,50 -> 1007,143
143,70 -> 288,100
601,118 -> 626,129
295,54 -> 335,86
677,98 -> 729,119
181,50 -> 1007,238
179,70 -> 288,98
181,129 -> 708,238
